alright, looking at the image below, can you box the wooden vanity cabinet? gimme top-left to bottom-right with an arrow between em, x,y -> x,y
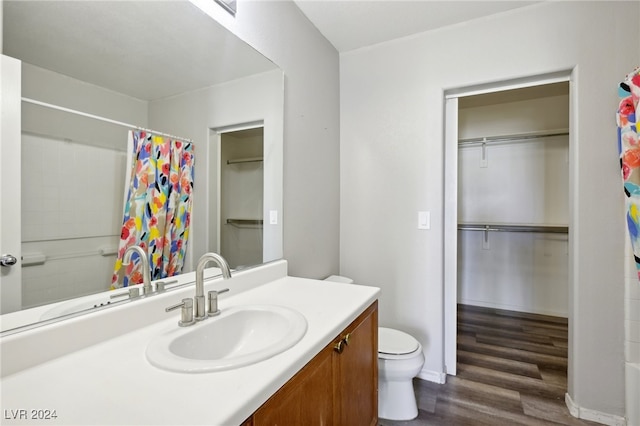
334,301 -> 378,426
248,301 -> 378,426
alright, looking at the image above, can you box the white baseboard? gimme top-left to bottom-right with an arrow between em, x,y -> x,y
565,393 -> 626,426
417,368 -> 446,384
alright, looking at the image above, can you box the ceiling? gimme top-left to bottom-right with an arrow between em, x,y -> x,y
294,0 -> 542,53
2,0 -> 276,101
3,0 -> 544,100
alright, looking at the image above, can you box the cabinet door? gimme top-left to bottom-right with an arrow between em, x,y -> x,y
253,344 -> 335,425
334,301 -> 378,426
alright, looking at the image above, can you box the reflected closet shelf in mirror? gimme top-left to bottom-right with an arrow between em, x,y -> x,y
227,157 -> 264,165
226,219 -> 264,228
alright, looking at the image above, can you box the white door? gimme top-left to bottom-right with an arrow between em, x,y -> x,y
443,97 -> 458,376
0,54 -> 22,314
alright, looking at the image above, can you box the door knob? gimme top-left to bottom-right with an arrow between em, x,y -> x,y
1,254 -> 17,267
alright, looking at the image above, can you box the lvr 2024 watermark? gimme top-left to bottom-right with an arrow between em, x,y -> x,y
4,409 -> 58,420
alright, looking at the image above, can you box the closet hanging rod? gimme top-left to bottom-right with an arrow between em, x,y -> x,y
227,157 -> 264,165
21,97 -> 194,143
226,219 -> 264,227
458,129 -> 569,146
457,224 -> 568,234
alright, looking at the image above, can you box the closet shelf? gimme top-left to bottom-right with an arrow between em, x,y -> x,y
227,157 -> 263,165
458,223 -> 568,234
226,218 -> 264,227
458,128 -> 569,146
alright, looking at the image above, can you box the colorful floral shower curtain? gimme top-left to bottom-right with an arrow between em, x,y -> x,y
617,67 -> 640,279
111,131 -> 194,288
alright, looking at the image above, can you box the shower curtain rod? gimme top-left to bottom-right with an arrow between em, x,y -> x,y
21,97 -> 194,143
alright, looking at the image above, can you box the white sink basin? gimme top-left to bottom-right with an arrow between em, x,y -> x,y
146,304 -> 307,373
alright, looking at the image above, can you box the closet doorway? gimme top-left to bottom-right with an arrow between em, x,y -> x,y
443,76 -> 572,378
217,126 -> 264,269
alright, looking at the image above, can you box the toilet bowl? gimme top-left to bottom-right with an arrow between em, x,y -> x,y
377,327 -> 425,420
324,275 -> 425,421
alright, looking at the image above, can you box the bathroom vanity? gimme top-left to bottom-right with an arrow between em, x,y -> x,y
0,260 -> 380,425
249,301 -> 378,425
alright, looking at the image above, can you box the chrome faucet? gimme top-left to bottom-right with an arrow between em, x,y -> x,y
194,252 -> 232,321
122,245 -> 152,295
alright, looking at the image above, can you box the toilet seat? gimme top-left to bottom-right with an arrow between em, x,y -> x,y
378,327 -> 420,358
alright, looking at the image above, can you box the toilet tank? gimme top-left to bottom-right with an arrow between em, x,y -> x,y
324,275 -> 354,284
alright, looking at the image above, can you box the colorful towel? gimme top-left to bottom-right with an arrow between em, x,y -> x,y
618,67 -> 640,278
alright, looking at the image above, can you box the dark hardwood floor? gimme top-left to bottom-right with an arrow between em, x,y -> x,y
379,304 -> 600,425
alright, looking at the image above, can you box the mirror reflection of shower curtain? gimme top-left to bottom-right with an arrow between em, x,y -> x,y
111,130 -> 194,288
618,67 -> 640,280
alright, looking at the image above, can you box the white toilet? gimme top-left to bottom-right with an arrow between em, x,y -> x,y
324,276 -> 425,421
377,326 -> 425,420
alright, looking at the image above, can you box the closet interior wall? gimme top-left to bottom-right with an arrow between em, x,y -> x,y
457,83 -> 570,317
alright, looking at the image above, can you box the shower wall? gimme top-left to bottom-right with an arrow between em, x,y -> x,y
21,133 -> 126,307
20,63 -> 147,308
624,238 -> 640,425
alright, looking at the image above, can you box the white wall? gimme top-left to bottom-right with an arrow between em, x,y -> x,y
148,69 -> 283,271
458,231 -> 569,316
341,1 -> 638,419
192,0 -> 341,278
458,136 -> 569,225
458,94 -> 570,139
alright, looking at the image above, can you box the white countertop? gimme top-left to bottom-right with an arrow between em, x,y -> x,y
0,261 -> 379,425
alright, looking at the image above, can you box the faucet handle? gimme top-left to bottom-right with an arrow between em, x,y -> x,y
155,279 -> 178,293
110,287 -> 140,300
208,288 -> 229,317
166,298 -> 196,327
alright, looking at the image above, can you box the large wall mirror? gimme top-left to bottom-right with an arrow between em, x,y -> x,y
0,0 -> 284,333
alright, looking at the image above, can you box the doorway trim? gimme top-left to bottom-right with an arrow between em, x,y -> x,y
442,70 -> 574,377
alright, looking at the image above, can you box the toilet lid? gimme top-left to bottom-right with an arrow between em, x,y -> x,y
378,327 -> 420,355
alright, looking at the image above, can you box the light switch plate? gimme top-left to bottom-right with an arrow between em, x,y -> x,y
269,210 -> 278,225
418,211 -> 430,230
